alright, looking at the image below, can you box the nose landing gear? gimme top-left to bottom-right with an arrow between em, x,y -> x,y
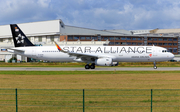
154,61 -> 157,69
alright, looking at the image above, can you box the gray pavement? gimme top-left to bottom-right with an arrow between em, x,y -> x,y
0,67 -> 180,71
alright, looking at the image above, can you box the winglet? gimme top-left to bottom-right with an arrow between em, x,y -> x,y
54,41 -> 62,51
54,41 -> 67,53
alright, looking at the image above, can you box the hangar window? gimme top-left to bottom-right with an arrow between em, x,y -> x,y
158,38 -> 163,41
137,43 -> 142,45
158,43 -> 163,45
115,42 -> 120,45
86,37 -> 91,40
121,42 -> 126,45
173,38 -> 177,41
109,37 -> 114,40
50,36 -> 54,42
137,38 -> 142,40
8,38 -> 12,42
163,38 -> 167,41
148,38 -> 152,40
92,37 -> 97,40
168,43 -> 172,45
109,42 -> 114,45
121,37 -> 126,40
173,48 -> 177,53
115,37 -> 120,40
163,43 -> 168,45
0,38 -> 3,42
103,37 -> 108,40
74,36 -> 79,40
168,38 -> 173,41
132,38 -> 136,40
80,37 -> 85,40
68,36 -> 73,40
168,48 -> 172,53
153,38 -> 158,41
98,36 -> 101,41
154,43 -> 157,45
132,42 -> 136,45
38,37 -> 42,42
127,42 -> 131,45
173,43 -> 177,46
127,37 -> 131,40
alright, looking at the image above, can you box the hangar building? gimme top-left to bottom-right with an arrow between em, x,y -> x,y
0,19 -> 179,62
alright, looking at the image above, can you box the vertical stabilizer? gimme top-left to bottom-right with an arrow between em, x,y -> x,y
10,24 -> 34,47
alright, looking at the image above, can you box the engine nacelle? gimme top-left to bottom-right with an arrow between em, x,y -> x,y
95,58 -> 112,66
112,62 -> 119,66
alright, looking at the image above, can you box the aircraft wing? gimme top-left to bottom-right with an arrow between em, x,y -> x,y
54,41 -> 99,61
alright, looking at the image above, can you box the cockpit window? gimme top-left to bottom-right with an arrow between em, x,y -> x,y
162,50 -> 167,53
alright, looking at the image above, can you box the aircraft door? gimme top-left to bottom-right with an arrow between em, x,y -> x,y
32,48 -> 37,58
153,46 -> 157,56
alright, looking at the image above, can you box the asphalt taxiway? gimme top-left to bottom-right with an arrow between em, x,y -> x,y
0,67 -> 180,71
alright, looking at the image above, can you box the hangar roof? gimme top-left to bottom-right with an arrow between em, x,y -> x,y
150,28 -> 180,34
60,25 -> 131,36
0,19 -> 178,38
0,20 -> 61,38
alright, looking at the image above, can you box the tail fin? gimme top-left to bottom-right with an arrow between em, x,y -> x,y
10,24 -> 34,47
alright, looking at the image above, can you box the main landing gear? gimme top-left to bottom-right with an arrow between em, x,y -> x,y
153,61 -> 157,69
85,63 -> 95,69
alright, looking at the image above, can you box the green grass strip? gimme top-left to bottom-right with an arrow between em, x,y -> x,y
0,71 -> 180,75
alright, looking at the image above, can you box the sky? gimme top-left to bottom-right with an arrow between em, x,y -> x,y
1,0 -> 180,30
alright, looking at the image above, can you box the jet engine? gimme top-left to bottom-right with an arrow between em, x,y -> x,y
95,58 -> 112,66
112,62 -> 119,66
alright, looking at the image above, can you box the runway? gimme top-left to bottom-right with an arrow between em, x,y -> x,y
0,67 -> 180,71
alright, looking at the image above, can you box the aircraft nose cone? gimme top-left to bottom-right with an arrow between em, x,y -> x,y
170,53 -> 174,59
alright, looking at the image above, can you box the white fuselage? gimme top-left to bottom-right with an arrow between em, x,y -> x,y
9,46 -> 174,62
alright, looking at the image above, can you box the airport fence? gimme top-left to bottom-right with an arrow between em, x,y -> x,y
0,89 -> 180,112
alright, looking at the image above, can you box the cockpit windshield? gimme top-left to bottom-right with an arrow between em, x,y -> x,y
162,50 -> 168,53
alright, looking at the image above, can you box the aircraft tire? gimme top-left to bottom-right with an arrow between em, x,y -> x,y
154,66 -> 157,69
90,64 -> 95,69
85,64 -> 90,69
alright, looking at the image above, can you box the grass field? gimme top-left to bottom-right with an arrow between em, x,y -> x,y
0,71 -> 180,112
0,71 -> 180,89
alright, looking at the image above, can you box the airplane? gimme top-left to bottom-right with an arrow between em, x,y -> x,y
8,24 -> 174,69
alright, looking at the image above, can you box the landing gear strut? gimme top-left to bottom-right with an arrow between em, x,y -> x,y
153,61 -> 157,69
85,63 -> 95,69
